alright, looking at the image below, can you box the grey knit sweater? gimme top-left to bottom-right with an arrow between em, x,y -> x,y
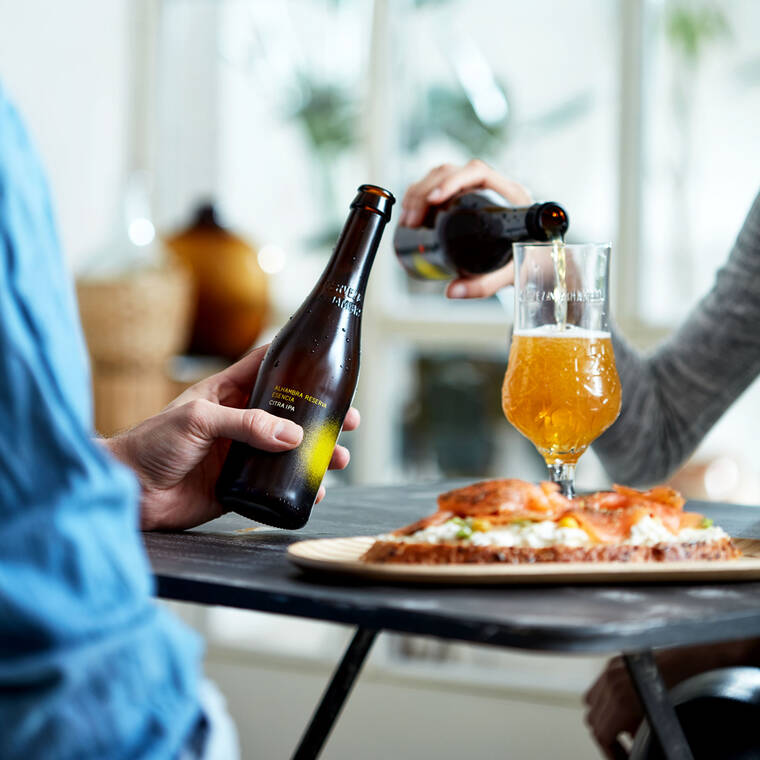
593,190 -> 760,486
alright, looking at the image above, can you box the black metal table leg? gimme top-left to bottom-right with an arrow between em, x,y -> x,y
291,627 -> 378,760
624,651 -> 694,760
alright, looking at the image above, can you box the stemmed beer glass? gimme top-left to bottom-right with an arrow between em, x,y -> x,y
502,243 -> 621,498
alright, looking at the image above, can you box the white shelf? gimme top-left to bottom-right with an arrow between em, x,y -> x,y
375,297 -> 511,350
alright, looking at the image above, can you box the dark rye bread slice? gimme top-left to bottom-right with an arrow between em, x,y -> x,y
361,536 -> 741,565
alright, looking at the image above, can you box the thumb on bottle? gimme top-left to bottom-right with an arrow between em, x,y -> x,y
183,399 -> 303,451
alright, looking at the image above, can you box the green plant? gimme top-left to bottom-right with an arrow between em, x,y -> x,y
405,84 -> 509,158
288,78 -> 356,154
665,2 -> 730,66
286,77 -> 358,246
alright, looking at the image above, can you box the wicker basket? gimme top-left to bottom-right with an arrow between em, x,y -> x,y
77,265 -> 194,366
77,264 -> 194,434
89,365 -> 174,435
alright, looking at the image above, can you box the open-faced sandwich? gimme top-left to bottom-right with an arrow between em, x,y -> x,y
361,480 -> 741,564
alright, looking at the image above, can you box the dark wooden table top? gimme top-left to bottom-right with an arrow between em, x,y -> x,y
144,481 -> 760,654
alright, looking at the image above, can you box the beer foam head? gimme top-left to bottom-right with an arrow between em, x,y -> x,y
514,324 -> 611,339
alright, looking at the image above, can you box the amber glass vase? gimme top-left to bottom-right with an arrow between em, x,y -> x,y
166,203 -> 269,359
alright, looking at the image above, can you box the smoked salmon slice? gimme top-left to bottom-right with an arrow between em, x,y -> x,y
417,479 -> 704,544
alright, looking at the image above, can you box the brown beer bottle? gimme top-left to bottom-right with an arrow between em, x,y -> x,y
216,184 -> 394,529
394,189 -> 568,280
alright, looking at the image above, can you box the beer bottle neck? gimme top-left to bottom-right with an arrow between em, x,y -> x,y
452,201 -> 567,242
443,195 -> 568,244
317,208 -> 385,299
440,200 -> 567,275
524,202 -> 569,241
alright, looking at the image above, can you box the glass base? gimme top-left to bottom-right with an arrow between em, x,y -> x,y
548,462 -> 576,499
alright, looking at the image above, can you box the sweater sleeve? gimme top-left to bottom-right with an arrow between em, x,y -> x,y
593,189 -> 760,486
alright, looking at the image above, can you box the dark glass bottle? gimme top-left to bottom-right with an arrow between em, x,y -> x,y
394,189 -> 569,280
216,184 -> 394,529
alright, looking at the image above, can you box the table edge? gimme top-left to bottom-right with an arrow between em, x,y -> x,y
154,573 -> 760,654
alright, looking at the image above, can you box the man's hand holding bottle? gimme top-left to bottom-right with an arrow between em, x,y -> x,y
105,345 -> 359,532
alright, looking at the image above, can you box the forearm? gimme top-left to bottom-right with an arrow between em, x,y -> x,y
594,190 -> 760,485
658,637 -> 760,689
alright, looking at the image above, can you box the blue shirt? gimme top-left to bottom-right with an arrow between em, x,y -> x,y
0,86 -> 203,757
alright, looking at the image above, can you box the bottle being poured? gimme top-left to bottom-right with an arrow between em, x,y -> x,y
394,189 -> 569,280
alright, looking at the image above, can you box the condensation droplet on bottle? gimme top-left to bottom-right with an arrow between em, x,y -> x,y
341,328 -> 346,332
274,360 -> 280,367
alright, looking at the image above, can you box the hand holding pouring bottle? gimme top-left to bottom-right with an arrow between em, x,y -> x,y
216,185 -> 394,529
394,189 -> 568,280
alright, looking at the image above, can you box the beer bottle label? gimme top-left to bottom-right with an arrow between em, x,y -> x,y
299,418 -> 341,490
325,280 -> 363,315
265,384 -> 341,490
409,251 -> 451,280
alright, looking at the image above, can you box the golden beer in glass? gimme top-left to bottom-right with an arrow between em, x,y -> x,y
502,242 -> 621,497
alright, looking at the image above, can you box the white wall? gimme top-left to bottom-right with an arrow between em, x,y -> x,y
154,0 -> 222,232
0,0 -> 133,271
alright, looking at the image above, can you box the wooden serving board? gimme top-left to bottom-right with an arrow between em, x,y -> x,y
287,537 -> 760,584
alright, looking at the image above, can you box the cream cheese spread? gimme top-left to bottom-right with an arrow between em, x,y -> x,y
387,515 -> 727,548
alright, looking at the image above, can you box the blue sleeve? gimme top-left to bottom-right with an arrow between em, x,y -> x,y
0,86 -> 203,759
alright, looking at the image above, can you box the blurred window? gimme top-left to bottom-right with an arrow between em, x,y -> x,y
638,0 -> 760,327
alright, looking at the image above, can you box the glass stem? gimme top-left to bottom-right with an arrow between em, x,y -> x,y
549,463 -> 575,499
